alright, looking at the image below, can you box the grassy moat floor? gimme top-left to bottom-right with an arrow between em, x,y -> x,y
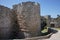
42,27 -> 60,33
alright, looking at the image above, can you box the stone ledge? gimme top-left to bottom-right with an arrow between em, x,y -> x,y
25,33 -> 52,40
13,33 -> 52,40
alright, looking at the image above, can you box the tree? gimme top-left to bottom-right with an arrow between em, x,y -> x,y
41,19 -> 47,31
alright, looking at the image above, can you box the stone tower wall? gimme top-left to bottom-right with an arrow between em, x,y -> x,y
13,2 -> 41,38
0,5 -> 17,38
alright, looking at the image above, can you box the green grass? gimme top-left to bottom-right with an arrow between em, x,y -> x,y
41,27 -> 60,33
41,28 -> 48,33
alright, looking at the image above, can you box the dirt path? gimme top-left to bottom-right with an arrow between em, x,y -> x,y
44,30 -> 60,40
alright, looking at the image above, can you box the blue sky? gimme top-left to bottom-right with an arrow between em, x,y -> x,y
0,0 -> 60,18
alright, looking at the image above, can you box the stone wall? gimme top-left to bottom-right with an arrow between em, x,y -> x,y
0,1 -> 41,39
13,2 -> 41,38
0,5 -> 11,38
0,5 -> 19,39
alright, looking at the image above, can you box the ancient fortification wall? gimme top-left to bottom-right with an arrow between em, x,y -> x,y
13,2 -> 41,38
0,1 -> 41,39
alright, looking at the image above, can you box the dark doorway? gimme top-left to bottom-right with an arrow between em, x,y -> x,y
50,24 -> 55,27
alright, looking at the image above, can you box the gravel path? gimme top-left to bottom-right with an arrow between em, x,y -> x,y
44,30 -> 60,40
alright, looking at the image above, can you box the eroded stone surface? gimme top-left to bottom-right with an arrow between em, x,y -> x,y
0,5 -> 20,39
13,2 -> 41,38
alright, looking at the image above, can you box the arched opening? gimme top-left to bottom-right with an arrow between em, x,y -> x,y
50,24 -> 55,27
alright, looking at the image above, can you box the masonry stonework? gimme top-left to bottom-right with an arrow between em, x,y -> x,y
0,5 -> 15,38
13,2 -> 41,38
0,1 -> 41,39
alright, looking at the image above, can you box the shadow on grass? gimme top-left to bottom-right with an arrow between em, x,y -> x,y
41,28 -> 58,36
